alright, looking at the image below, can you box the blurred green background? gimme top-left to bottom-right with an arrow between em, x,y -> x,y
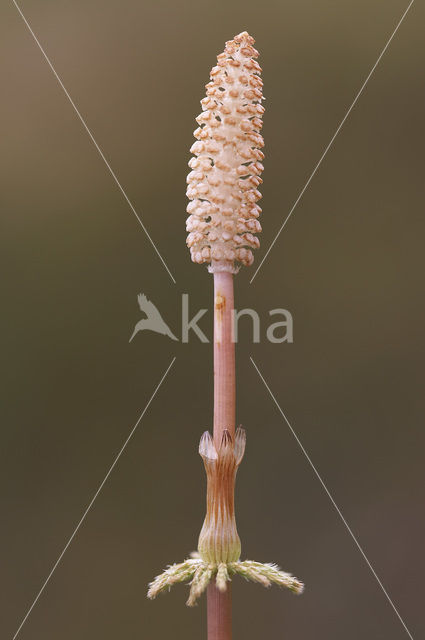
1,0 -> 423,638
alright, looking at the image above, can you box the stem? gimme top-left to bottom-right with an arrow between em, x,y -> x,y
213,271 -> 235,446
207,583 -> 232,640
208,270 -> 235,640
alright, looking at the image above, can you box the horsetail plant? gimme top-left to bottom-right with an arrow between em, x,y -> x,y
148,31 -> 304,639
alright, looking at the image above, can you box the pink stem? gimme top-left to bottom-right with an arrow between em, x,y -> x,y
208,270 -> 235,640
213,271 -> 235,446
207,583 -> 232,640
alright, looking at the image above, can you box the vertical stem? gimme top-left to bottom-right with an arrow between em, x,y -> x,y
207,583 -> 232,640
208,270 -> 235,640
213,271 -> 235,446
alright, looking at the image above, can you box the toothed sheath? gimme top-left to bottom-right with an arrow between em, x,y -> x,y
198,428 -> 245,564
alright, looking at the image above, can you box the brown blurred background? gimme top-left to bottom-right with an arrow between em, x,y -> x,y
1,0 -> 424,638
